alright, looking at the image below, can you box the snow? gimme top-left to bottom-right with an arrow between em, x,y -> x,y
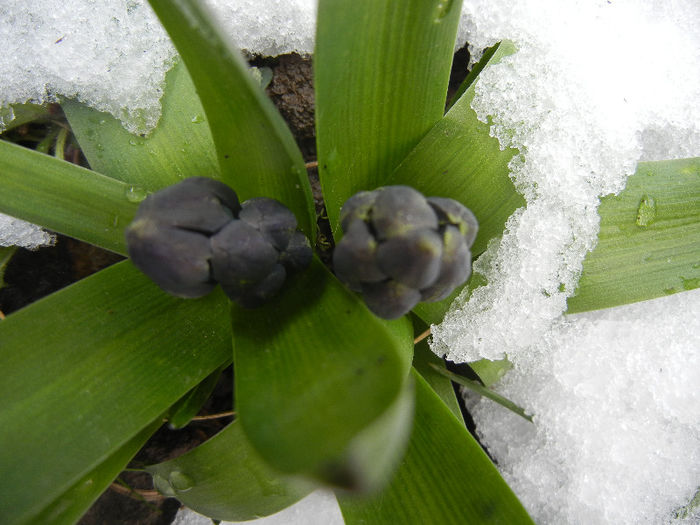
439,1 -> 700,523
171,490 -> 343,525
0,215 -> 54,249
466,288 -> 700,524
1,1 -> 699,523
433,0 -> 700,363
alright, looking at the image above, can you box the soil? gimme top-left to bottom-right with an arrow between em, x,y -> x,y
0,45 -> 474,524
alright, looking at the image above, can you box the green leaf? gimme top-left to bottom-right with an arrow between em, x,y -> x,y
411,319 -> 462,421
338,370 -> 535,525
146,0 -> 315,237
568,157 -> 700,312
232,257 -> 414,490
62,61 -> 219,190
469,358 -> 513,388
315,0 -> 463,233
36,419 -> 162,525
0,140 -> 139,255
146,421 -> 315,521
0,261 -> 231,524
430,364 -> 532,422
0,102 -> 51,132
387,41 -> 524,325
0,246 -> 16,288
167,362 -> 229,430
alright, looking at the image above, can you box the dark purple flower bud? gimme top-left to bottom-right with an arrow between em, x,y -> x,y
126,218 -> 215,298
239,197 -> 297,251
370,186 -> 438,240
360,280 -> 422,320
135,176 -> 240,234
333,220 -> 386,291
427,196 -> 478,248
125,177 -> 312,307
333,186 -> 478,319
376,229 -> 442,289
210,219 -> 279,286
420,226 -> 471,302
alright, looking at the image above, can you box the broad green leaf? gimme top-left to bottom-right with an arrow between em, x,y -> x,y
62,60 -> 219,190
568,157 -> 700,312
146,421 -> 315,522
0,140 -> 138,255
233,257 -> 414,490
0,261 -> 231,524
147,0 -> 315,237
37,419 -> 162,525
315,0 -> 463,233
167,362 -> 230,430
338,370 -> 535,525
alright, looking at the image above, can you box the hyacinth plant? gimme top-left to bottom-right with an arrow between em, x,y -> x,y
0,1 -> 699,524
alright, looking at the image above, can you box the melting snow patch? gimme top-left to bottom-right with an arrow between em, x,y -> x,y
467,288 -> 700,524
433,0 -> 700,362
0,214 -> 54,249
0,0 -> 316,136
435,1 -> 700,523
172,490 -> 343,525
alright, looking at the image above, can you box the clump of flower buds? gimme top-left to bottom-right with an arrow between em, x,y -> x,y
333,185 -> 477,319
125,177 -> 311,307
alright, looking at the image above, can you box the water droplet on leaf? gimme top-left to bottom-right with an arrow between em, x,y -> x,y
169,470 -> 194,492
125,186 -> 147,203
433,0 -> 455,22
152,473 -> 176,497
191,114 -> 205,124
636,195 -> 657,227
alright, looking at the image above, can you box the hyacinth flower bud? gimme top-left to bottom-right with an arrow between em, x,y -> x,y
211,197 -> 311,307
125,177 -> 311,307
333,185 -> 478,319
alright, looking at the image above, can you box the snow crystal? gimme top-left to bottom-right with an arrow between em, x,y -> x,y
0,0 -> 316,136
0,214 -> 54,249
468,288 -> 700,524
172,490 -> 343,525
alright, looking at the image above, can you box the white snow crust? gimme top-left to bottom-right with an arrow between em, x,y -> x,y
0,215 -> 55,249
1,1 -> 699,523
440,1 -> 700,523
172,490 -> 343,525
